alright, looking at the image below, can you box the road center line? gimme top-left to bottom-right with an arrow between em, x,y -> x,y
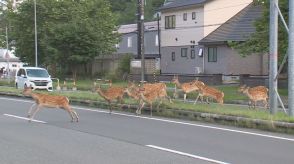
146,145 -> 230,164
1,97 -> 294,142
3,114 -> 47,124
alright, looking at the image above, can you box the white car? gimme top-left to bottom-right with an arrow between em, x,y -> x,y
15,67 -> 53,91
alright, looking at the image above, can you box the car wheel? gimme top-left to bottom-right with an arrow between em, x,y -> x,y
24,84 -> 27,89
15,83 -> 18,89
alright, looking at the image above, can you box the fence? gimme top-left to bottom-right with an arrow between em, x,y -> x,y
129,74 -> 223,85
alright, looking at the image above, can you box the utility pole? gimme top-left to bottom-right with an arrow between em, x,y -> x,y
269,0 -> 279,114
288,0 -> 294,116
34,0 -> 38,67
137,0 -> 145,82
157,13 -> 161,59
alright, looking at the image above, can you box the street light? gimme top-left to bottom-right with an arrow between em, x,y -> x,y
34,0 -> 38,67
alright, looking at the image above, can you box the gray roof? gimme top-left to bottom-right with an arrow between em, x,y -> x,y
199,4 -> 263,45
117,21 -> 158,34
159,0 -> 208,11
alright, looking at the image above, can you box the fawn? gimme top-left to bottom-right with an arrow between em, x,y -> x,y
171,75 -> 204,102
126,81 -> 172,115
92,82 -> 126,114
194,83 -> 224,104
238,85 -> 268,109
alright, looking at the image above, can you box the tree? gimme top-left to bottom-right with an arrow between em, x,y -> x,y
6,0 -> 118,78
0,0 -> 15,49
229,0 -> 289,64
108,0 -> 165,25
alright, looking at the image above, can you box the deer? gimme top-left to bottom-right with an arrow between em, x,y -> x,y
22,86 -> 79,122
92,81 -> 126,114
125,81 -> 172,115
171,75 -> 204,102
238,85 -> 268,109
194,83 -> 224,105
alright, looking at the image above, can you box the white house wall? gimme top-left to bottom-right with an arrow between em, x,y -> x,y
161,6 -> 204,47
203,0 -> 253,36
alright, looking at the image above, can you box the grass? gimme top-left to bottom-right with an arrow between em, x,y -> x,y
0,78 -> 291,122
0,84 -> 293,124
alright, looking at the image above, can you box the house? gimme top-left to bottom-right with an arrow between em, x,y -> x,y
158,0 -> 265,75
92,21 -> 160,75
198,3 -> 267,75
0,49 -> 23,78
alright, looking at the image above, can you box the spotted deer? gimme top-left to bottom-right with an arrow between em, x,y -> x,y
92,81 -> 126,113
126,81 -> 172,115
22,87 -> 79,122
194,83 -> 224,105
171,75 -> 204,102
238,85 -> 268,109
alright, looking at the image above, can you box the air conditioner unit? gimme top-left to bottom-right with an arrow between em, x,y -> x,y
195,67 -> 202,74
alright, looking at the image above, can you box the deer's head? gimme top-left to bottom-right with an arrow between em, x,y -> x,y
238,85 -> 248,93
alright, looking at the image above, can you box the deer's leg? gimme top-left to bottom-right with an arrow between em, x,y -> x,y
28,103 -> 37,118
206,97 -> 210,104
108,101 -> 112,114
136,99 -> 143,115
264,100 -> 269,109
29,105 -> 42,122
194,94 -> 201,104
118,97 -> 124,110
183,93 -> 187,102
72,110 -> 79,122
150,102 -> 153,116
138,101 -> 145,115
64,106 -> 75,122
248,100 -> 252,109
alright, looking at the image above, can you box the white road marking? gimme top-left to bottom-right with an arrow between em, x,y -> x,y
1,96 -> 294,142
74,106 -> 294,142
146,145 -> 230,164
3,114 -> 47,123
0,97 -> 32,103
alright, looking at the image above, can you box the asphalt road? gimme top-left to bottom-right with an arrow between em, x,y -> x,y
0,96 -> 294,164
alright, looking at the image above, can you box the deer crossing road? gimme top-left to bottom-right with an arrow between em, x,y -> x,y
0,96 -> 294,164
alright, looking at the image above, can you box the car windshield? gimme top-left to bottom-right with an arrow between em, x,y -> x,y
26,69 -> 49,78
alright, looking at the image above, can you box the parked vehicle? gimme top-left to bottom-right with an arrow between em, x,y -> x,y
15,67 -> 53,91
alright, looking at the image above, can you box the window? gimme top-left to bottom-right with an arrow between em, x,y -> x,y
127,37 -> 132,48
208,47 -> 217,62
181,48 -> 188,57
155,34 -> 159,46
198,48 -> 203,57
191,49 -> 195,59
165,15 -> 176,29
183,13 -> 187,21
192,12 -> 196,20
172,52 -> 175,61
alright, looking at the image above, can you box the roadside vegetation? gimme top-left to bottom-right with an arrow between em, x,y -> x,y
0,79 -> 292,124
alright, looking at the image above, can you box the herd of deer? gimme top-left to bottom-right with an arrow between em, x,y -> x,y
21,75 -> 269,122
